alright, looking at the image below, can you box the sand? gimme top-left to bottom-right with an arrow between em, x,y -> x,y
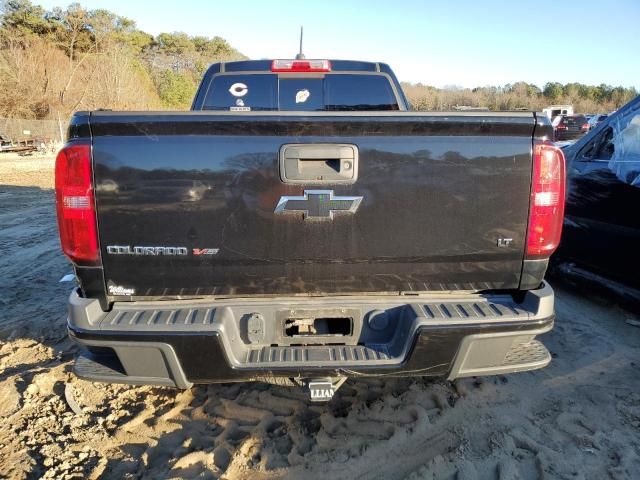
1,156 -> 639,479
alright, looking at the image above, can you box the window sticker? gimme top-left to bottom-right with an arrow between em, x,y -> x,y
229,83 -> 248,97
230,88 -> 250,110
296,89 -> 310,104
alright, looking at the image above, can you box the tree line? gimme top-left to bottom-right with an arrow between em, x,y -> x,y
0,0 -> 637,121
403,80 -> 637,113
0,0 -> 245,119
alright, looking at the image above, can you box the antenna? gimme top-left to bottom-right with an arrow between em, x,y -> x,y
295,26 -> 305,59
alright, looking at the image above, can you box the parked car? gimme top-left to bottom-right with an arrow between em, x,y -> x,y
0,134 -> 11,152
557,96 -> 640,300
554,114 -> 590,141
587,114 -> 608,130
56,59 -> 564,401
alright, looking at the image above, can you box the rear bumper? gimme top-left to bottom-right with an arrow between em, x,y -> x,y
67,284 -> 555,388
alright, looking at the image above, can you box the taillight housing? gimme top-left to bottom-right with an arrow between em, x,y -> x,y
581,123 -> 589,129
55,142 -> 100,265
526,141 -> 566,258
271,59 -> 331,72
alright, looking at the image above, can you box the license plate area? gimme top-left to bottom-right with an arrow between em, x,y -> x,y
276,308 -> 362,346
285,317 -> 352,337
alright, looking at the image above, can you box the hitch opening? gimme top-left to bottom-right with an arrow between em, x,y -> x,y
284,317 -> 352,337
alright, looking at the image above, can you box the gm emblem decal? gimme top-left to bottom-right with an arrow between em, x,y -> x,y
274,190 -> 363,220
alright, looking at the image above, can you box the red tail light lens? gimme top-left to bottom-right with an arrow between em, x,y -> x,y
526,141 -> 566,258
55,143 -> 99,265
271,59 -> 331,72
581,123 -> 589,129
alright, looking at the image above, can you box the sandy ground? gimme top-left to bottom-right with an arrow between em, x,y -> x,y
1,156 -> 639,479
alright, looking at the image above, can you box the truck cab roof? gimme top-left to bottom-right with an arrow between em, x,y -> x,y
192,59 -> 410,111
205,59 -> 396,74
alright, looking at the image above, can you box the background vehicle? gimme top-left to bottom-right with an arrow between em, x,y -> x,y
57,59 -> 564,400
554,114 -> 590,141
557,96 -> 639,299
0,134 -> 10,151
543,104 -> 573,119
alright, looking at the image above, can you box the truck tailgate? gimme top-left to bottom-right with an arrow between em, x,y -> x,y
90,112 -> 535,297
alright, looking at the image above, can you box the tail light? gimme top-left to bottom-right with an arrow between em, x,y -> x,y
271,59 -> 331,72
555,124 -> 567,130
581,123 -> 589,129
55,142 -> 100,265
526,141 -> 566,258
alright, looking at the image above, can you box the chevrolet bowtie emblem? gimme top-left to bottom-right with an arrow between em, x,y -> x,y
274,190 -> 363,220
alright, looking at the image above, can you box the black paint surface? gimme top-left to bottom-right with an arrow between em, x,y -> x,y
84,112 -> 541,298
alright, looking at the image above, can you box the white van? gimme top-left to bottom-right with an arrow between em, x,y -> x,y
543,105 -> 574,119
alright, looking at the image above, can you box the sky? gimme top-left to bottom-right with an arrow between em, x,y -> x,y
36,0 -> 640,89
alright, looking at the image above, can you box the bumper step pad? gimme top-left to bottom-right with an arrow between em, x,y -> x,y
246,344 -> 392,367
503,340 -> 550,366
74,351 -> 127,380
74,349 -> 181,387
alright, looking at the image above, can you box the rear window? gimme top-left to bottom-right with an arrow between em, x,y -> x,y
203,74 -> 277,111
201,74 -> 399,111
563,115 -> 587,125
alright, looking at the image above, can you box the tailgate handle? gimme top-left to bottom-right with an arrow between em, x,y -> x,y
279,144 -> 358,184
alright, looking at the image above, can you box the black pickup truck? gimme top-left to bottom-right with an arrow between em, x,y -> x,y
57,59 -> 565,400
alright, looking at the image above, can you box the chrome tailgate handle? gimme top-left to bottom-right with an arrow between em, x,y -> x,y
279,143 -> 358,184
